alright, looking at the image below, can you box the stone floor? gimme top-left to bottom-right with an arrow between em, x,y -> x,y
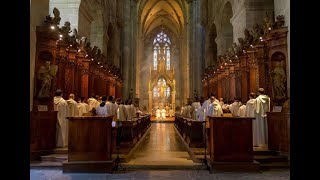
30,169 -> 290,179
30,123 -> 290,179
124,123 -> 199,167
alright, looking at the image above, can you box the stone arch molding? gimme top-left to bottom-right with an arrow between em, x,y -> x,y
151,74 -> 174,90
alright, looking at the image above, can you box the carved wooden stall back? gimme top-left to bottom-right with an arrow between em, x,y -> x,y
31,9 -> 123,160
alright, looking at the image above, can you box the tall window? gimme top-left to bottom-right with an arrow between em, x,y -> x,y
153,31 -> 171,70
153,78 -> 171,98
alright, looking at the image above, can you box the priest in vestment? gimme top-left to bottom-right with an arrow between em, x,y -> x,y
207,97 -> 223,117
53,89 -> 69,148
161,108 -> 166,119
254,88 -> 270,148
156,108 -> 161,118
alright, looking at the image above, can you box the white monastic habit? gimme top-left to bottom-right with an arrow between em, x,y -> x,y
156,108 -> 161,118
77,101 -> 88,116
67,98 -> 79,117
87,97 -> 99,111
119,104 -> 128,121
54,96 -> 69,147
169,109 -> 174,117
238,104 -> 246,117
246,98 -> 257,146
161,109 -> 166,119
254,94 -> 270,147
208,102 -> 223,117
229,101 -> 241,116
96,102 -> 108,116
106,101 -> 116,117
124,104 -> 134,120
185,105 -> 192,118
196,107 -> 204,121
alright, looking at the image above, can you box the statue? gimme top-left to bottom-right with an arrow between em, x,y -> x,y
243,28 -> 253,48
37,61 -> 58,98
251,23 -> 264,45
45,7 -> 61,25
232,43 -> 241,56
238,38 -> 245,52
226,47 -> 235,58
263,12 -> 273,35
271,61 -> 287,99
60,21 -> 72,36
70,28 -> 79,48
273,15 -> 285,29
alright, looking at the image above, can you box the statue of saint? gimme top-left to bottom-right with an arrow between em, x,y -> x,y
37,61 -> 58,98
271,61 -> 287,98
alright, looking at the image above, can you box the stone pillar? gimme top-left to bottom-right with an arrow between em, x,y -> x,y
188,0 -> 203,100
49,0 -> 81,30
30,0 -> 50,111
122,0 -> 133,99
230,8 -> 246,44
148,91 -> 152,114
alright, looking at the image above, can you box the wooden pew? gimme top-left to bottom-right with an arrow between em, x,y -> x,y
207,116 -> 259,172
63,116 -> 115,173
30,111 -> 57,160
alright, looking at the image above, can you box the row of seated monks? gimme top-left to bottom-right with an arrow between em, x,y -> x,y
178,88 -> 271,148
53,89 -> 146,148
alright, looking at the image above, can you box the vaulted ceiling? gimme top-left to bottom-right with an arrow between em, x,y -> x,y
138,0 -> 187,37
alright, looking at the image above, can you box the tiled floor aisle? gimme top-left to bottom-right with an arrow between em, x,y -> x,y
125,123 -> 197,166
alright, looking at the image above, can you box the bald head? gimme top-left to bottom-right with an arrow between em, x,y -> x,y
69,94 -> 75,99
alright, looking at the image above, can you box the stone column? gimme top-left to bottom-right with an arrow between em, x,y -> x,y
122,0 -> 133,99
188,0 -> 203,99
30,0 -> 50,111
148,90 -> 152,114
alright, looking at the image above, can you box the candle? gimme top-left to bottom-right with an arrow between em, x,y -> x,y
117,107 -> 120,120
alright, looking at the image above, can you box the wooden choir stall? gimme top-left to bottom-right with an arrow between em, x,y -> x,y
63,116 -> 114,173
202,14 -> 290,156
207,116 -> 259,172
30,11 -> 123,160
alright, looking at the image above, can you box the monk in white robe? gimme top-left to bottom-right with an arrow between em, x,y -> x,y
254,88 -> 270,148
66,94 -> 79,117
161,109 -> 166,119
229,97 -> 241,117
238,104 -> 246,117
191,98 -> 201,120
77,97 -> 88,116
118,101 -> 128,121
53,89 -> 69,148
201,93 -> 219,117
87,94 -> 99,112
96,96 -> 108,116
245,93 -> 257,146
106,96 -> 116,117
208,99 -> 223,117
156,108 -> 161,118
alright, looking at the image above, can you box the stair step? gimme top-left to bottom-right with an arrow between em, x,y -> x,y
52,148 -> 68,154
253,150 -> 278,156
254,155 -> 288,163
260,162 -> 290,170
30,161 -> 63,168
41,154 -> 68,162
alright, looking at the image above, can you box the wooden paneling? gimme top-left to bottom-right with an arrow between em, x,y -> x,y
67,116 -> 113,161
208,116 -> 254,162
267,112 -> 290,153
30,111 -> 57,160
